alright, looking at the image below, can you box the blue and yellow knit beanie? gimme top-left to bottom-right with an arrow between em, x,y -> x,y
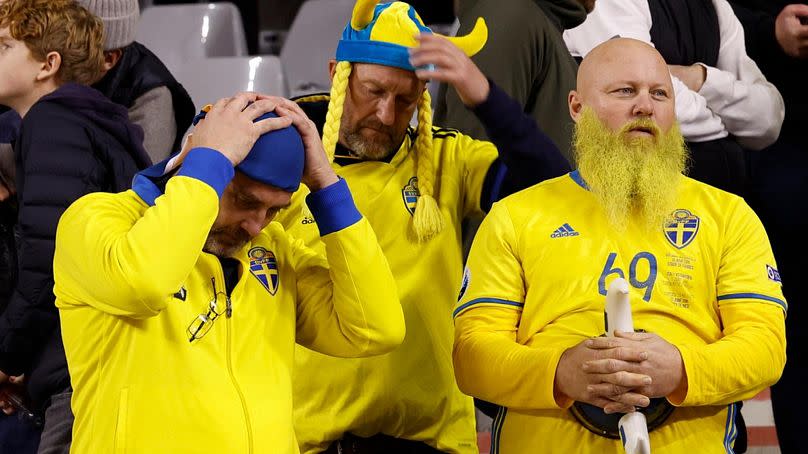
324,0 -> 487,242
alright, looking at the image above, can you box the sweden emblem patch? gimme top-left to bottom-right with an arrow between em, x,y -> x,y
401,176 -> 420,215
663,209 -> 700,249
248,247 -> 279,295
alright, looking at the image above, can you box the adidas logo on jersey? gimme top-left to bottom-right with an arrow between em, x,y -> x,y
550,223 -> 580,238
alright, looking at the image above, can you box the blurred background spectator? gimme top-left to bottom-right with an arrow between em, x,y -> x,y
81,0 -> 195,162
435,0 -> 594,162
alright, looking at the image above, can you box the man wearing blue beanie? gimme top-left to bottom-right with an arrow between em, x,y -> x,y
50,92 -> 405,454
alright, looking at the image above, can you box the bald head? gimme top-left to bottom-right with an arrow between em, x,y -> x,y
577,38 -> 670,94
569,38 -> 676,137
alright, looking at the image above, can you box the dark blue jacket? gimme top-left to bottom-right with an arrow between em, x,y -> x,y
0,108 -> 19,144
93,41 -> 196,154
0,84 -> 150,410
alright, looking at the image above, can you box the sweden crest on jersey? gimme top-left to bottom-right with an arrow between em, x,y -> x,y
663,209 -> 700,249
248,246 -> 279,295
402,176 -> 419,215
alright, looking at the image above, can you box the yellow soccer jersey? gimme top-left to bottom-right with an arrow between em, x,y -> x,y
275,126 -> 498,453
453,171 -> 786,454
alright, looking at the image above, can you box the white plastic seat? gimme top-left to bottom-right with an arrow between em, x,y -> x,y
136,3 -> 248,76
176,56 -> 286,109
280,0 -> 355,97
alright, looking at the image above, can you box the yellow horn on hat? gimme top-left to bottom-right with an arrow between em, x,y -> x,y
438,17 -> 488,57
350,0 -> 378,30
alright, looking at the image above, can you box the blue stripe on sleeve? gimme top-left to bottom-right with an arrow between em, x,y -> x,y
305,178 -> 362,236
176,147 -> 235,198
717,293 -> 787,311
723,403 -> 738,453
453,297 -> 524,318
491,406 -> 508,454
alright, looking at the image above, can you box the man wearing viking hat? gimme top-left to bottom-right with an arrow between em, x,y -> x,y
275,1 -> 570,452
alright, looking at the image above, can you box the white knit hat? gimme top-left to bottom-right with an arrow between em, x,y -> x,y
77,0 -> 140,51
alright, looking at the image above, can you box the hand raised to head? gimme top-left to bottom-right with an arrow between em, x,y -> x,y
409,33 -> 490,107
273,98 -> 339,191
191,92 -> 293,166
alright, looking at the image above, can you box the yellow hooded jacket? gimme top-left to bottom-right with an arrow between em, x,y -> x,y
53,148 -> 405,454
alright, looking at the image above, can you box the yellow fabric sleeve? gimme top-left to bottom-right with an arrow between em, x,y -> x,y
453,203 -> 524,315
453,203 -> 568,410
291,218 -> 405,357
671,303 -> 785,406
54,176 -> 220,318
454,307 -> 569,410
669,199 -> 786,406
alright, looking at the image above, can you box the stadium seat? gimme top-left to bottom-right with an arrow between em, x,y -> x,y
136,3 -> 248,76
175,56 -> 286,108
280,0 -> 354,97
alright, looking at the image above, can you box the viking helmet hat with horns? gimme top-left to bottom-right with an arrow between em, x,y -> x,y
324,0 -> 487,242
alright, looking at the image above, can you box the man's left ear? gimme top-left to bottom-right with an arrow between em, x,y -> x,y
35,51 -> 61,82
328,59 -> 338,81
568,90 -> 583,123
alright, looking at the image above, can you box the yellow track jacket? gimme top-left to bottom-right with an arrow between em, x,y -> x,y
53,148 -> 405,454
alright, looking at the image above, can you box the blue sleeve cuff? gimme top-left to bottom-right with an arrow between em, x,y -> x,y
176,147 -> 235,198
305,178 -> 362,236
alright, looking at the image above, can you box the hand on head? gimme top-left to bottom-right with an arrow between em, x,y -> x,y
409,33 -> 490,107
191,92 -> 293,166
272,98 -> 339,191
192,92 -> 337,192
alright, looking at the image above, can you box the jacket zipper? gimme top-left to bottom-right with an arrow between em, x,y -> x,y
226,314 -> 253,453
213,264 -> 253,453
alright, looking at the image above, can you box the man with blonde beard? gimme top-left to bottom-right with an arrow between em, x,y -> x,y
452,38 -> 786,454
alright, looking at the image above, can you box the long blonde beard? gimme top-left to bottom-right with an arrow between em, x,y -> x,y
573,108 -> 689,231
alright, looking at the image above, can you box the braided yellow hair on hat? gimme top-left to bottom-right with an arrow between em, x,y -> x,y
327,0 -> 487,242
411,89 -> 442,241
322,61 -> 352,163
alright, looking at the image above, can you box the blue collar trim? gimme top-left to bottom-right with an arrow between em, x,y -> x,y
569,170 -> 589,191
